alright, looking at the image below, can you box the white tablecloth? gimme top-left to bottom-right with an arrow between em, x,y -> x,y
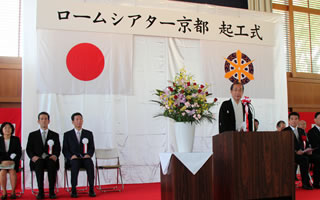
159,152 -> 213,175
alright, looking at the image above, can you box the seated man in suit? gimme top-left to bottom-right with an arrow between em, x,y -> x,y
307,112 -> 320,189
219,82 -> 253,133
283,112 -> 313,190
26,112 -> 61,199
62,112 -> 96,198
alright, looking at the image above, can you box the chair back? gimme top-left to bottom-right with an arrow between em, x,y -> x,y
95,148 -> 119,160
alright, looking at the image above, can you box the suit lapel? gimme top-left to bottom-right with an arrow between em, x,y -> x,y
37,129 -> 45,147
8,136 -> 14,154
0,137 -> 5,153
71,129 -> 79,144
227,99 -> 235,121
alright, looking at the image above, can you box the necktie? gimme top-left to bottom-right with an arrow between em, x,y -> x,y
294,129 -> 299,141
77,131 -> 81,143
42,131 -> 46,146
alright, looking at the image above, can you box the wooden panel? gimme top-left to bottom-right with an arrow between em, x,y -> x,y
212,131 -> 295,200
287,72 -> 320,112
0,56 -> 21,107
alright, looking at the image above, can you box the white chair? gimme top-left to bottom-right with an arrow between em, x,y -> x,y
95,148 -> 124,192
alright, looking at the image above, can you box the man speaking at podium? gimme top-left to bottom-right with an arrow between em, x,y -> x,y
218,82 -> 253,133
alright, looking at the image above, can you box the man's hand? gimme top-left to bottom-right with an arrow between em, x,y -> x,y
49,155 -> 57,162
296,150 -> 304,155
32,156 -> 40,163
83,154 -> 90,159
305,148 -> 313,155
71,155 -> 78,160
1,161 -> 14,166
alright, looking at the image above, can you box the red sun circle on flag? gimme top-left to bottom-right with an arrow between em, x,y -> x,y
66,43 -> 105,81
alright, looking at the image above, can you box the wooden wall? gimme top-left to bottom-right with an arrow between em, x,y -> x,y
0,56 -> 320,113
287,72 -> 320,112
0,56 -> 22,108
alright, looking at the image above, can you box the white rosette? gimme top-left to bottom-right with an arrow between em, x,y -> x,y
47,139 -> 54,155
10,153 -> 16,160
82,138 -> 89,154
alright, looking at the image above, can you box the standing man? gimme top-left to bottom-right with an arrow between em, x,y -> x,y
307,112 -> 320,189
219,82 -> 253,133
26,112 -> 61,199
298,120 -> 307,132
283,112 -> 314,190
63,112 -> 96,198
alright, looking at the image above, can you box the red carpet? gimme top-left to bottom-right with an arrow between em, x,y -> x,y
5,183 -> 320,199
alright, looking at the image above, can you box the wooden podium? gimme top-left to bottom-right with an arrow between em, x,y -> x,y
212,131 -> 295,200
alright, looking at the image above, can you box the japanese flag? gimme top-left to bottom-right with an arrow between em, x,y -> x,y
36,29 -> 133,95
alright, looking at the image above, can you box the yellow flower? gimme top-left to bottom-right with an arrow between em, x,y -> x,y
180,106 -> 187,111
186,95 -> 192,100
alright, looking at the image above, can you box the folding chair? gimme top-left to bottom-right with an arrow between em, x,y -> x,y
64,162 -> 89,194
95,148 -> 124,192
296,165 -> 313,188
16,149 -> 25,197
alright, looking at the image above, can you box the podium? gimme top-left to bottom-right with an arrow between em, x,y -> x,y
212,131 -> 295,200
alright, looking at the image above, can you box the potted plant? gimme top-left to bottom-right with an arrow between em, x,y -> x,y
153,68 -> 217,152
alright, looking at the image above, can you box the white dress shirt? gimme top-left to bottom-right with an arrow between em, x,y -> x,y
315,125 -> 320,132
290,126 -> 299,140
4,139 -> 10,152
231,98 -> 243,131
74,128 -> 82,143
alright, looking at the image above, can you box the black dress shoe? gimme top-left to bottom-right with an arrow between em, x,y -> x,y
313,184 -> 320,189
36,193 -> 44,199
10,194 -> 16,199
302,184 -> 313,190
89,190 -> 96,197
1,194 -> 7,200
49,193 -> 56,199
71,191 -> 78,198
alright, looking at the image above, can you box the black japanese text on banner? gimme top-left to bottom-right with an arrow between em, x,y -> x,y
37,0 -> 275,46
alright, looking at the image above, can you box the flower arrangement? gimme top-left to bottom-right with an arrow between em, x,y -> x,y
153,68 -> 217,124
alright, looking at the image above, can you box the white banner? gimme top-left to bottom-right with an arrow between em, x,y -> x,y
37,0 -> 275,46
201,40 -> 275,98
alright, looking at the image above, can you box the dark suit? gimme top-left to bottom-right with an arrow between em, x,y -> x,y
282,126 -> 319,186
26,130 -> 61,194
219,99 -> 253,133
62,129 -> 95,191
308,126 -> 320,186
0,136 -> 22,172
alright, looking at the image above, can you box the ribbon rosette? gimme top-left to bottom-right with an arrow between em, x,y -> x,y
301,135 -> 307,149
82,138 -> 89,154
241,96 -> 251,132
10,153 -> 16,160
47,139 -> 54,155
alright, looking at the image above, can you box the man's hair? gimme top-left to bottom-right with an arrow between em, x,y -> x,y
0,122 -> 15,136
276,120 -> 285,128
71,112 -> 83,121
38,112 -> 50,120
254,119 -> 259,124
288,112 -> 300,119
230,81 -> 244,91
315,112 -> 320,119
